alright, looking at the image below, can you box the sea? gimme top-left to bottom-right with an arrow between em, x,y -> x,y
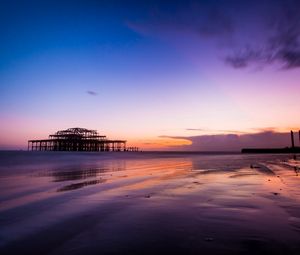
0,151 -> 300,254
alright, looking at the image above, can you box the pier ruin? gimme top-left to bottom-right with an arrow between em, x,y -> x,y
28,128 -> 138,152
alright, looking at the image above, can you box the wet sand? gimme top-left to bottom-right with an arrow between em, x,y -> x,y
1,151 -> 300,254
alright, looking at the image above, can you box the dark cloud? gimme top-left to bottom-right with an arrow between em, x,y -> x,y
86,90 -> 98,96
127,0 -> 300,70
225,47 -> 270,69
163,131 -> 298,151
225,0 -> 300,69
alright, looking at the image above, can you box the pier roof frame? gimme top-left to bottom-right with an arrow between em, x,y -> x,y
49,127 -> 108,140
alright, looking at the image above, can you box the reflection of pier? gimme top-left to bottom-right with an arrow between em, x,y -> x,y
28,127 -> 134,152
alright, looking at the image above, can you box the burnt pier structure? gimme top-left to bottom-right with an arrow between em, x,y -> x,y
28,128 -> 137,152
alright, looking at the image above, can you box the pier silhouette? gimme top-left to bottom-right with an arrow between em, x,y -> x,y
28,127 -> 138,152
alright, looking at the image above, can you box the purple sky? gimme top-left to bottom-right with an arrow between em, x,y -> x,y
0,0 -> 300,150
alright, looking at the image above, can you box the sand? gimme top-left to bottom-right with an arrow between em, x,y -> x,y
0,151 -> 300,254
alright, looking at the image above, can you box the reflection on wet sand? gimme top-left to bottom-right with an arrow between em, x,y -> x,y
48,168 -> 110,192
0,153 -> 300,255
57,178 -> 106,192
50,168 -> 109,182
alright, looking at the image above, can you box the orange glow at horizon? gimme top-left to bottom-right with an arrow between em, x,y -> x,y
128,137 -> 192,150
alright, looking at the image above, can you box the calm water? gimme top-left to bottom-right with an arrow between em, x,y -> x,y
0,151 -> 300,254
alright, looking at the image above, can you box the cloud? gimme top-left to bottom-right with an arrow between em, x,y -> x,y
250,127 -> 277,132
126,0 -> 300,70
225,0 -> 300,70
186,128 -> 247,134
186,128 -> 207,131
86,90 -> 98,96
225,47 -> 270,69
163,130 -> 298,151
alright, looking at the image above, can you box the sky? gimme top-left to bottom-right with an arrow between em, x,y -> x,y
0,0 -> 300,150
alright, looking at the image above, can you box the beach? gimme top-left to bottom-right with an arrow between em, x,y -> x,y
1,151 -> 300,254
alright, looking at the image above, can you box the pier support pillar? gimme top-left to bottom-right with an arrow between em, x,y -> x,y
291,130 -> 295,148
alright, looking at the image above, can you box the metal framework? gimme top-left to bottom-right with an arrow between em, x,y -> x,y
28,127 -> 135,152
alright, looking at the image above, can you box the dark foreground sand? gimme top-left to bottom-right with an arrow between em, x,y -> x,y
0,152 -> 300,255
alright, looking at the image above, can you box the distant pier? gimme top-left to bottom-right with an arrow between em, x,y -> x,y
242,130 -> 300,154
241,147 -> 300,154
28,127 -> 138,152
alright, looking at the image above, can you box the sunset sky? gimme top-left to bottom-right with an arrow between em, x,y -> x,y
1,0 -> 300,150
